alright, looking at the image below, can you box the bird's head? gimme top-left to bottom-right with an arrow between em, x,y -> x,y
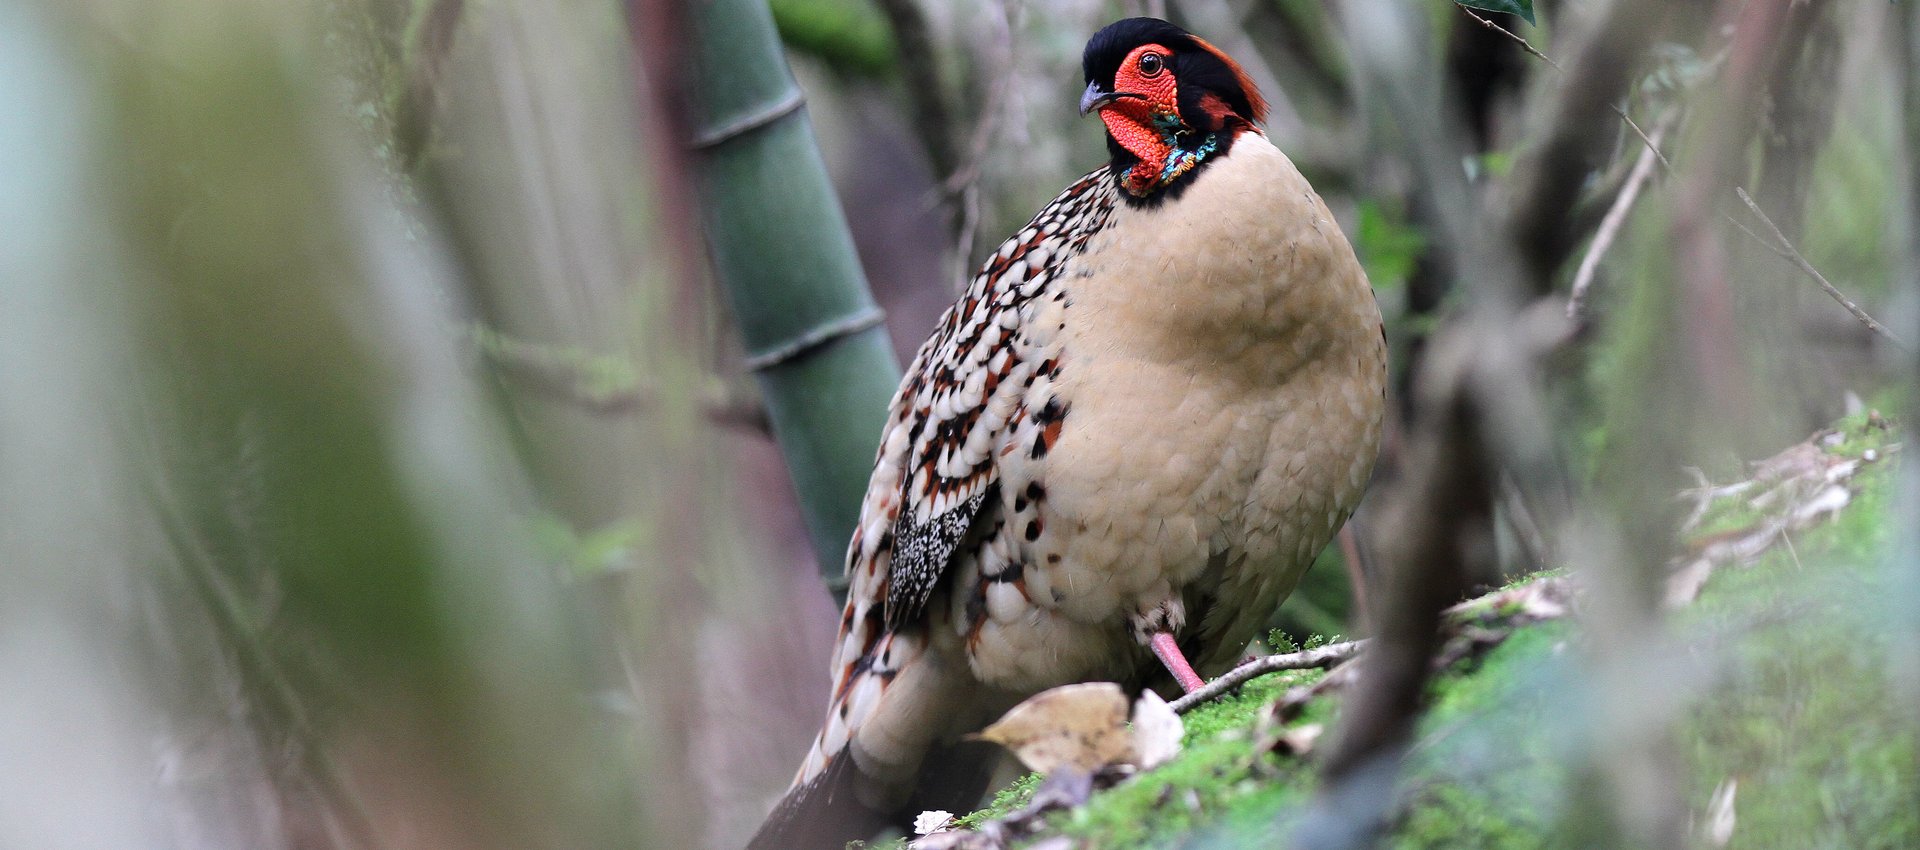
1079,17 -> 1268,201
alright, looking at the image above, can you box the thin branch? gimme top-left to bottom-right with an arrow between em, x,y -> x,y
1455,2 -> 1676,174
147,480 -> 383,850
1734,187 -> 1907,349
1169,640 -> 1367,714
1476,1 -> 1894,349
1568,112 -> 1671,317
1497,471 -> 1554,572
1498,0 -> 1679,291
936,0 -> 1012,280
1614,106 -> 1676,172
1456,5 -> 1561,71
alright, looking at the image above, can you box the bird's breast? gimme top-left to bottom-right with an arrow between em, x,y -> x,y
962,132 -> 1386,691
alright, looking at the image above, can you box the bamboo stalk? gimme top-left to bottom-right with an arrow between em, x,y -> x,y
682,0 -> 903,601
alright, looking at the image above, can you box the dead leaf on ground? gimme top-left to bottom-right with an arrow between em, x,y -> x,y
1129,689 -> 1183,770
975,682 -> 1132,775
975,682 -> 1187,776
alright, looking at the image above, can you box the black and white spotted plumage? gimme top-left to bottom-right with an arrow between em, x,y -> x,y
748,171 -> 1118,850
875,171 -> 1115,632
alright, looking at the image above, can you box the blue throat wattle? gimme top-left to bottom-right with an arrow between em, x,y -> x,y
1127,108 -> 1220,197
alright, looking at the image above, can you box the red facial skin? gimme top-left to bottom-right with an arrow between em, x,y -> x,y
1097,43 -> 1182,193
1093,39 -> 1268,196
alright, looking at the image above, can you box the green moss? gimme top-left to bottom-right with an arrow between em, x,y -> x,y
1387,447 -> 1912,850
953,773 -> 1044,829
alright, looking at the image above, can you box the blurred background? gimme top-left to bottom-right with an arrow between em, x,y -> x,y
0,0 -> 1912,848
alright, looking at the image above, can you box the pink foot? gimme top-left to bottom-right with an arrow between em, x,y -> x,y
1149,631 -> 1205,694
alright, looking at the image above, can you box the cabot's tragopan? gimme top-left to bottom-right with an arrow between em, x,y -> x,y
750,17 -> 1386,849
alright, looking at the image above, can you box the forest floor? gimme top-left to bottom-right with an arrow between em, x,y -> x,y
892,413 -> 1916,850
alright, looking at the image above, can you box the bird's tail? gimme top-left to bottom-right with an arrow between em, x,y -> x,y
745,737 -> 1001,850
747,630 -> 1002,850
745,743 -> 889,850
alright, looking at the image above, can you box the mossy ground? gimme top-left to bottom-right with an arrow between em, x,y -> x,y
926,417 -> 1915,849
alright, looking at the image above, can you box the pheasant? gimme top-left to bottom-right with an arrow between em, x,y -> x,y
750,18 -> 1386,849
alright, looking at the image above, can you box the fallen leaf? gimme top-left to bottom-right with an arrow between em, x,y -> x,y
975,682 -> 1131,775
1128,689 -> 1183,770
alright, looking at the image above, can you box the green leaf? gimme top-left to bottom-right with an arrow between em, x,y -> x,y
1456,0 -> 1536,25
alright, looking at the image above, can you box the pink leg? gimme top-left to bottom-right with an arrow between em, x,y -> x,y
1149,631 -> 1205,694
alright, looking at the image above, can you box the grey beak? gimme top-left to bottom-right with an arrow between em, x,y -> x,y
1079,81 -> 1140,116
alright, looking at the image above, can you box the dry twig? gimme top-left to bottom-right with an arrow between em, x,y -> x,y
1475,1 -> 1897,349
1568,113 -> 1672,317
1456,5 -> 1561,70
1734,187 -> 1908,349
1169,640 -> 1367,714
1453,2 -> 1672,173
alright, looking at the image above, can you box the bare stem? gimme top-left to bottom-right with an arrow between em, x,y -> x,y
1456,5 -> 1562,71
1614,106 -> 1676,172
1169,640 -> 1367,714
1473,0 -> 1895,349
1734,187 -> 1908,349
1568,113 -> 1671,317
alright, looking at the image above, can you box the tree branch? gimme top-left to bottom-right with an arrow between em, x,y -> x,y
1568,111 -> 1672,318
1481,0 -> 1894,351
1455,5 -> 1561,71
1169,640 -> 1368,714
1733,188 -> 1907,350
1500,0 -> 1678,289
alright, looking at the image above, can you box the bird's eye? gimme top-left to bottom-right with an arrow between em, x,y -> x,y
1139,52 -> 1164,77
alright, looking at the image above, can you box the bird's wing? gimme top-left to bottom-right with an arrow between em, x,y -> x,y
785,169 -> 1117,797
857,168 -> 1118,634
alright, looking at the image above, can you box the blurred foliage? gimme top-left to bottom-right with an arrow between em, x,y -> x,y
532,514 -> 649,580
1355,199 -> 1428,293
771,0 -> 896,77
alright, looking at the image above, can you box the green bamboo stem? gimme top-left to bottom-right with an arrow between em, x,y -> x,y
684,0 -> 902,602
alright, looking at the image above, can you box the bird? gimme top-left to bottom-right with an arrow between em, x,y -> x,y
750,17 -> 1386,849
